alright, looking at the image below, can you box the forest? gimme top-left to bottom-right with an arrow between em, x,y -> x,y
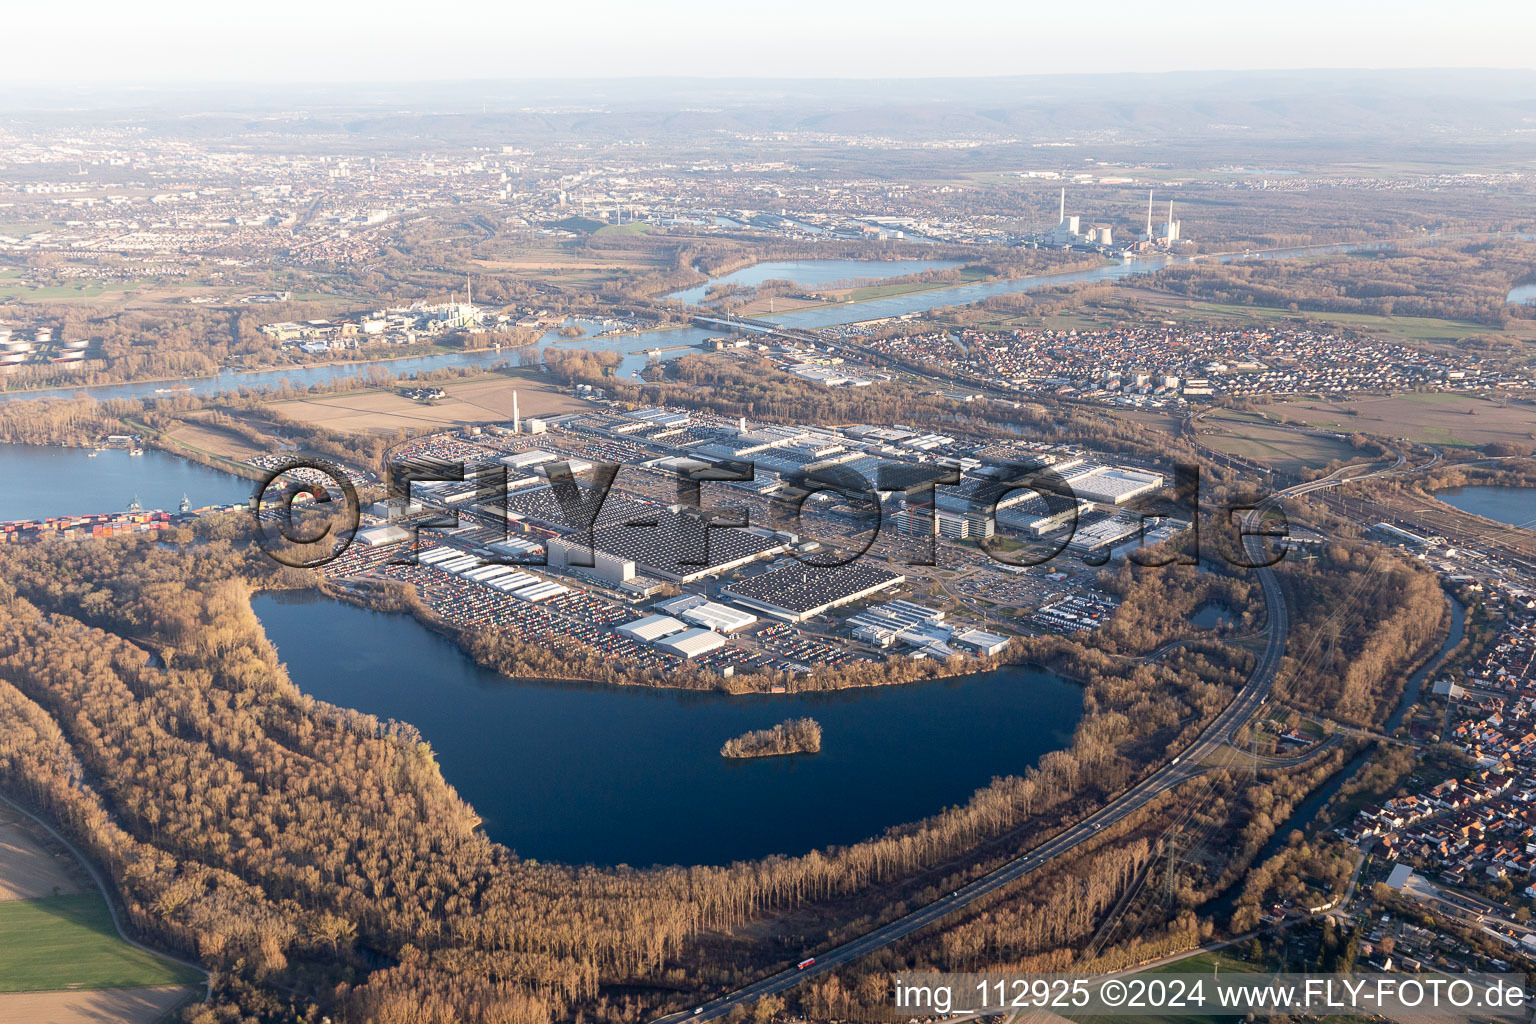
0,525 -> 1287,1023
1145,237 -> 1536,327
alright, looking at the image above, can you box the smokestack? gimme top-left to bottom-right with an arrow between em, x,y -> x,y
513,391 -> 521,434
1146,190 -> 1154,237
1059,187 -> 1065,224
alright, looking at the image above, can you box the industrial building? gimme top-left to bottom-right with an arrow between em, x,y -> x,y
356,524 -> 411,547
546,536 -> 636,583
1063,466 -> 1165,505
847,599 -> 947,647
656,593 -> 709,616
564,510 -> 786,583
722,562 -> 906,622
654,627 -> 728,659
500,449 -> 559,470
953,628 -> 1010,656
679,601 -> 758,633
618,614 -> 687,642
1067,516 -> 1143,553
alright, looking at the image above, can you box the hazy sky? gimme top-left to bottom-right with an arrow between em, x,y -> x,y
9,0 -> 1534,83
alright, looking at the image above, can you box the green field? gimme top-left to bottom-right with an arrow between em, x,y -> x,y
593,222 -> 651,237
0,894 -> 200,992
1190,301 -> 1510,344
0,281 -> 138,300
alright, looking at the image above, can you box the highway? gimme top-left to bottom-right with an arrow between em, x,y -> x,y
651,502 -> 1299,1023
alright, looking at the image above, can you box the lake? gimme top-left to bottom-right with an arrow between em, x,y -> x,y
1435,485 -> 1536,531
1191,602 -> 1235,630
666,258 -> 963,305
0,443 -> 251,522
251,590 -> 1085,867
1509,284 -> 1536,306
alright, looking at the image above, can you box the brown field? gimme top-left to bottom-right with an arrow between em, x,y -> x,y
1270,392 -> 1536,448
267,373 -> 587,433
0,808 -> 84,903
1196,409 -> 1366,474
0,985 -> 195,1024
163,421 -> 267,461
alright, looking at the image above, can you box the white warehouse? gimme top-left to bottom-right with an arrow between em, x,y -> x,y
655,627 -> 727,658
618,614 -> 687,642
1066,467 -> 1164,505
680,601 -> 758,633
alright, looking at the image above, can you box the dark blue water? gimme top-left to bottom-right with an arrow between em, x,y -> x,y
0,443 -> 250,521
251,590 -> 1084,867
1191,602 -> 1235,630
1436,485 -> 1536,530
1385,594 -> 1466,733
667,258 -> 962,305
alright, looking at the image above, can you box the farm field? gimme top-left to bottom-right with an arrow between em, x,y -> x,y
163,420 -> 269,461
0,894 -> 202,993
0,806 -> 84,902
1196,409 -> 1365,474
1269,392 -> 1536,448
0,985 -> 196,1024
265,371 -> 586,433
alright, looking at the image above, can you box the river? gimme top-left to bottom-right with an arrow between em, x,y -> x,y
665,258 -> 963,305
0,442 -> 252,521
251,589 -> 1084,867
1435,485 -> 1536,531
0,239 -> 1424,407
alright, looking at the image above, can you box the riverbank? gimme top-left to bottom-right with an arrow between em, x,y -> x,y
0,338 -> 537,398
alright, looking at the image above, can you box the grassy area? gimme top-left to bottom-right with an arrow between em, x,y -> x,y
1141,948 -> 1254,976
1189,301 -> 1511,344
0,894 -> 201,992
0,281 -> 138,300
593,222 -> 651,237
1272,392 -> 1536,448
1197,410 -> 1363,474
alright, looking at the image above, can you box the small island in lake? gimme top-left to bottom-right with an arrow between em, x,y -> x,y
720,718 -> 823,758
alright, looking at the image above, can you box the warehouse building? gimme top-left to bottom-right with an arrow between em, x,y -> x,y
722,562 -> 906,622
656,593 -> 709,616
564,510 -> 786,583
1063,466 -> 1164,505
847,599 -> 947,647
618,614 -> 688,642
546,536 -> 636,583
953,628 -> 1010,656
1067,516 -> 1143,553
654,627 -> 727,658
357,524 -> 411,547
501,449 -> 559,470
680,601 -> 758,633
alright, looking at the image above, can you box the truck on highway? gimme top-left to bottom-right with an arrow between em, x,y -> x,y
797,958 -> 816,970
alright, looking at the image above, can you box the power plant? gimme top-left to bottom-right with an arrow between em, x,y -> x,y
1046,186 -> 1185,254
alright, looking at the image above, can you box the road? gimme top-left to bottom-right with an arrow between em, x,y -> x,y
649,447 -> 1426,1023
651,507 -> 1294,1023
